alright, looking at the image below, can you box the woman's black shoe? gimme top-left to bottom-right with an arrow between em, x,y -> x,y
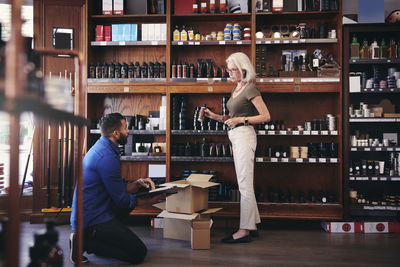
221,234 -> 251,243
250,230 -> 259,237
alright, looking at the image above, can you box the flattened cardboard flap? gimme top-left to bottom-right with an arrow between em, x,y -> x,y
186,174 -> 213,183
158,210 -> 199,220
153,201 -> 166,210
200,208 -> 222,214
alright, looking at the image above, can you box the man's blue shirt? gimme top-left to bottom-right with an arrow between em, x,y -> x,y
71,136 -> 137,230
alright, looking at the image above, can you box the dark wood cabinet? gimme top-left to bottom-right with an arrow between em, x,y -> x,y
86,0 -> 343,219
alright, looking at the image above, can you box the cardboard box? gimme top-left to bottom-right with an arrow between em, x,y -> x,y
111,24 -> 119,41
191,219 -> 211,249
174,0 -> 196,14
148,24 -> 155,41
102,0 -> 113,15
96,25 -> 104,41
113,0 -> 124,15
162,174 -> 219,214
131,24 -> 138,41
141,24 -> 148,41
157,208 -> 221,249
160,24 -> 167,41
126,0 -> 148,14
322,221 -> 400,233
104,26 -> 111,41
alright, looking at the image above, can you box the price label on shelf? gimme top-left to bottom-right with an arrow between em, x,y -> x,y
100,41 -> 107,46
236,41 -> 242,45
271,157 -> 278,162
268,131 -> 275,135
195,42 -> 200,45
365,148 -> 370,151
350,177 -> 355,181
256,41 -> 261,44
281,158 -> 289,162
375,147 -> 382,151
296,158 -> 303,163
321,131 -> 328,135
387,148 -> 394,151
380,177 -> 387,181
256,157 -> 263,162
387,59 -> 391,63
283,40 -> 289,44
178,41 -> 183,45
258,130 -> 266,135
292,131 -> 299,135
351,147 -> 357,151
124,87 -> 129,92
391,177 -> 400,181
219,41 -> 226,45
208,86 -> 214,92
309,158 -> 316,163
331,158 -> 338,163
265,40 -> 271,44
292,40 -> 299,44
188,42 -> 194,45
259,78 -> 264,82
300,39 -> 306,43
332,131 -> 338,135
304,131 -> 310,135
119,41 -> 126,46
274,40 -> 280,44
371,177 -> 378,181
319,158 -> 327,163
280,130 -> 287,135
396,147 -> 400,151
311,131 -> 318,135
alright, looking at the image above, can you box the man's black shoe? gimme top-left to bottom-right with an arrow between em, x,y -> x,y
221,234 -> 251,243
69,232 -> 89,264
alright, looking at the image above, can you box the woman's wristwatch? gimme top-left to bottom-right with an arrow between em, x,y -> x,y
244,117 -> 249,125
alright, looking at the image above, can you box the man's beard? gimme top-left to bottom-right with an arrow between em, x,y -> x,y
117,134 -> 128,145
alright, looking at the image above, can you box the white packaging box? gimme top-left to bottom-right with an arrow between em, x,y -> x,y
111,24 -> 119,41
363,222 -> 389,233
113,0 -> 124,15
154,24 -> 162,41
349,76 -> 361,92
148,24 -> 155,41
122,24 -> 131,41
159,105 -> 166,130
160,24 -> 167,40
131,24 -> 138,41
141,24 -> 148,41
102,0 -> 113,15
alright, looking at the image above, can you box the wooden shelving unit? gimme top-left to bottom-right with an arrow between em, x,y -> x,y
85,0 -> 343,220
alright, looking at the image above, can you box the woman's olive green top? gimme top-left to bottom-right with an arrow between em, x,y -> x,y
226,83 -> 261,118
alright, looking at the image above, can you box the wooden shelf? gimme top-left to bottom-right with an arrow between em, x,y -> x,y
172,13 -> 251,20
170,77 -> 230,83
350,146 -> 400,152
171,130 -> 227,135
121,155 -> 166,162
256,38 -> 337,45
90,129 -> 166,135
91,40 -> 166,46
351,88 -> 400,93
256,157 -> 339,164
87,82 -> 167,93
256,11 -> 340,16
349,118 -> 400,123
172,40 -> 251,46
209,202 -> 343,219
171,156 -> 234,162
90,14 -> 166,22
256,130 -> 338,136
349,59 -> 400,64
349,176 -> 400,182
349,204 -> 400,217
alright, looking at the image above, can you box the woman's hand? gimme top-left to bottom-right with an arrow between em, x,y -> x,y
136,178 -> 155,190
204,108 -> 215,119
224,117 -> 243,128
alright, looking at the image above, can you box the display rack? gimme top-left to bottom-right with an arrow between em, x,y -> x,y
85,0 -> 343,219
343,23 -> 400,219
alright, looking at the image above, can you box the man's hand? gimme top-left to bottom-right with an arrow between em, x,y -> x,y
126,177 -> 156,194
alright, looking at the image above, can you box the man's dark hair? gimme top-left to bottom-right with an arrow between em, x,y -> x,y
99,113 -> 125,137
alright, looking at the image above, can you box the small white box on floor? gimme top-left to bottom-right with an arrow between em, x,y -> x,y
321,222 -> 362,233
363,222 -> 389,233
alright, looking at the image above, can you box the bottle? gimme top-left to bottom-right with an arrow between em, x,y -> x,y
134,62 -> 140,78
89,62 -> 96,78
350,35 -> 360,59
370,40 -> 380,59
95,62 -> 102,78
182,62 -> 188,78
190,64 -> 195,78
188,27 -> 194,41
180,25 -> 187,41
101,62 -> 108,78
108,62 -> 115,78
210,0 -> 216,13
154,61 -> 160,78
177,61 -> 182,78
121,62 -> 128,78
171,61 -> 177,79
198,104 -> 207,122
388,39 -> 397,58
359,39 -> 369,59
114,62 -> 121,78
379,39 -> 387,59
141,62 -> 148,78
173,25 -> 180,41
160,62 -> 166,78
128,62 -> 134,78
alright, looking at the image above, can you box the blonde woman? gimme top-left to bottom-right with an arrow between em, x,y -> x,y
205,52 -> 271,243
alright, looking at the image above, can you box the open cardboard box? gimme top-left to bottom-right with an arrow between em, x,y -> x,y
161,174 -> 219,214
157,208 -> 221,249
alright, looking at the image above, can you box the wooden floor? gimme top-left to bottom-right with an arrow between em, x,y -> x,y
19,220 -> 400,266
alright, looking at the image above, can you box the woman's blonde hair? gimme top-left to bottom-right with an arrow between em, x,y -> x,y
226,52 -> 256,83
